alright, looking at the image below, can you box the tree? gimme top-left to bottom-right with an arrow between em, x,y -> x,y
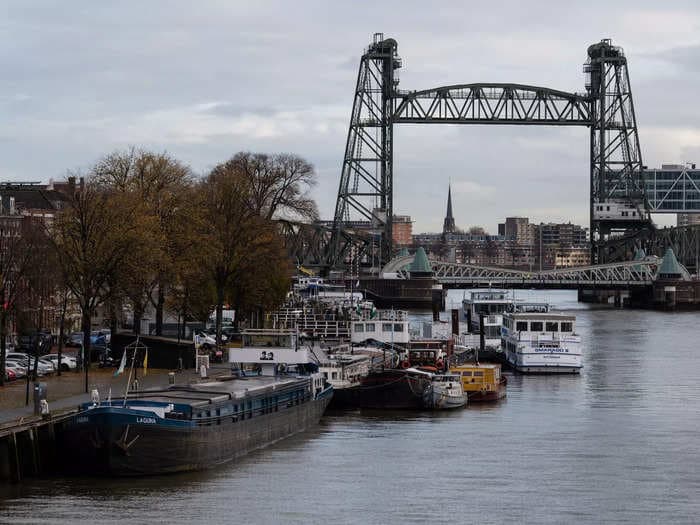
228,152 -> 318,221
200,155 -> 294,344
51,179 -> 143,369
93,148 -> 195,335
0,217 -> 42,386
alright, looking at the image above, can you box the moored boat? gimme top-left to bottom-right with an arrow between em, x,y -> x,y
501,312 -> 582,373
422,372 -> 467,409
450,363 -> 507,401
59,329 -> 332,476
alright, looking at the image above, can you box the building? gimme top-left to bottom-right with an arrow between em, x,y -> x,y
442,185 -> 456,234
677,213 -> 700,227
504,217 -> 533,245
392,215 -> 413,246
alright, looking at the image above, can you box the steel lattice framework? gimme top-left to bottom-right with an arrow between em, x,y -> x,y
389,256 -> 660,288
327,34 -> 652,271
277,220 -> 372,270
393,84 -> 591,125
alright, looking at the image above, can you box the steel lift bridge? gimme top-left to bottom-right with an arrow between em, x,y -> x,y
327,33 -> 653,271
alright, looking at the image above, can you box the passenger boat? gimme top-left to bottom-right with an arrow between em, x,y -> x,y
462,290 -> 549,348
422,372 -> 467,409
59,330 -> 333,476
450,363 -> 507,401
501,312 -> 582,373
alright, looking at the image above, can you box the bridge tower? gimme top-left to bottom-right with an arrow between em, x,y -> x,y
328,33 -> 401,269
585,39 -> 651,263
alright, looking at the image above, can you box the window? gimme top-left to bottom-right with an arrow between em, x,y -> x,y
461,371 -> 472,376
473,371 -> 484,377
546,322 -> 558,332
530,321 -> 543,332
394,323 -> 403,332
516,321 -> 528,331
331,372 -> 338,380
354,323 -> 364,333
560,322 -> 573,332
365,323 -> 375,332
382,323 -> 393,332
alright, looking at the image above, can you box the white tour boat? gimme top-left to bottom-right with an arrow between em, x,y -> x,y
501,312 -> 582,373
462,290 -> 549,348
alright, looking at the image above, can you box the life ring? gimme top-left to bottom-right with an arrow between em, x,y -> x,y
400,360 -> 410,369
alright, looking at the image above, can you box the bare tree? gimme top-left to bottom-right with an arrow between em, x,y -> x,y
0,217 -> 42,386
51,180 -> 143,369
227,152 -> 318,221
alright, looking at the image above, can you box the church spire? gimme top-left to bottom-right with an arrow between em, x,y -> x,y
443,184 -> 456,234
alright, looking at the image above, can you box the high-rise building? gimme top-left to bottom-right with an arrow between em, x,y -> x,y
442,185 -> 456,234
504,217 -> 533,245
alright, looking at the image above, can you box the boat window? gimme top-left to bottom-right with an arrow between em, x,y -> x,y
530,321 -> 543,332
473,371 -> 484,377
354,324 -> 364,333
365,323 -> 375,332
331,372 -> 338,379
382,323 -> 393,332
394,323 -> 403,332
546,322 -> 558,332
461,371 -> 472,376
516,321 -> 528,331
560,322 -> 573,332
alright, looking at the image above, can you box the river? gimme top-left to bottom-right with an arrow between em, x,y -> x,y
1,290 -> 699,524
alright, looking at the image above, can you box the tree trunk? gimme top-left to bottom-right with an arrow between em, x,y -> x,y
109,298 -> 118,341
215,285 -> 224,346
133,306 -> 142,335
155,285 -> 165,336
81,309 -> 91,371
56,292 -> 67,376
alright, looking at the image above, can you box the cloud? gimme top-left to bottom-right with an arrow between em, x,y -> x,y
3,1 -> 700,233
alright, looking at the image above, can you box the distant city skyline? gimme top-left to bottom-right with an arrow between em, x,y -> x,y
2,1 -> 696,231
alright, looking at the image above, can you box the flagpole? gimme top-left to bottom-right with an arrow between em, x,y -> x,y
122,335 -> 140,407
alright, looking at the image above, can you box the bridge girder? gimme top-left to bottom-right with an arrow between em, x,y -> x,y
386,255 -> 660,288
393,83 -> 591,125
278,220 -> 373,272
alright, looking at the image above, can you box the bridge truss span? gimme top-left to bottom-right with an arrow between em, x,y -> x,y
429,258 -> 659,288
393,84 -> 591,125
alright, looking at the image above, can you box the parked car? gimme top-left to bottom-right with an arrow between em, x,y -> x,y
4,368 -> 16,381
94,329 -> 111,344
66,332 -> 84,347
41,353 -> 78,371
5,362 -> 25,379
6,354 -> 54,376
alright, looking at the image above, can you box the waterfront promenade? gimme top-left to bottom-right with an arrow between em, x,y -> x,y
0,365 -> 228,428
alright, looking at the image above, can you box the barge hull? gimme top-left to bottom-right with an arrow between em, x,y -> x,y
59,394 -> 331,476
330,370 -> 430,410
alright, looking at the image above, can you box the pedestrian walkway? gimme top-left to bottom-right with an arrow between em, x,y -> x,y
0,364 -> 231,427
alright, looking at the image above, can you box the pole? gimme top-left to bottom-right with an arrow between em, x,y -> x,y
84,342 -> 88,394
539,223 -> 543,272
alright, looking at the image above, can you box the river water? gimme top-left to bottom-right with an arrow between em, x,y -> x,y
2,290 -> 700,524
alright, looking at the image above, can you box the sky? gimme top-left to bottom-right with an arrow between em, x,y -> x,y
3,0 -> 700,232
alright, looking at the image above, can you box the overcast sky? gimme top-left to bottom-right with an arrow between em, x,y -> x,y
3,1 -> 699,231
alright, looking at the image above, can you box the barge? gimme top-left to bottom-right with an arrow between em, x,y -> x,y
60,329 -> 332,476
